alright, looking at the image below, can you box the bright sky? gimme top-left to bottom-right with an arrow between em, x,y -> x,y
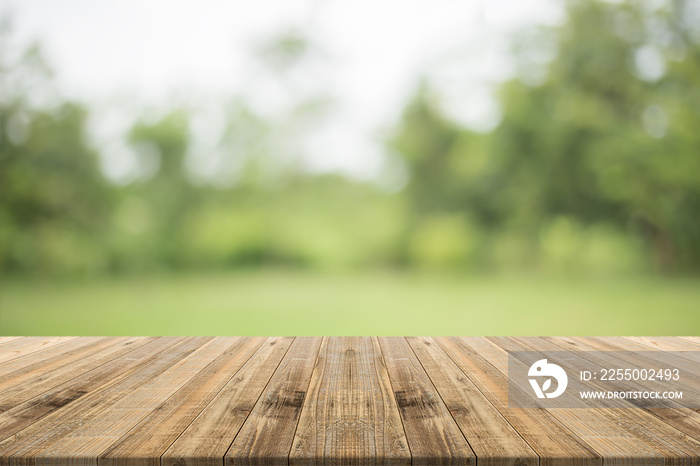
2,0 -> 564,183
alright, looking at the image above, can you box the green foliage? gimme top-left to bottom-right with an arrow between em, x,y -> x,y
255,29 -> 311,71
390,86 -> 463,214
408,214 -> 479,269
0,30 -> 112,275
183,177 -> 404,271
0,104 -> 113,273
2,1 -> 700,277
390,0 -> 700,274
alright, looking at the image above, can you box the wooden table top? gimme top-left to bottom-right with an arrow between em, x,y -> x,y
0,336 -> 699,466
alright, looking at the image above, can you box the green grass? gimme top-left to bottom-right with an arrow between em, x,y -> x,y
2,270 -> 699,335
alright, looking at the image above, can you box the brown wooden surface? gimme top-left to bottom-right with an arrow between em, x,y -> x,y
0,337 -> 698,466
289,337 -> 411,466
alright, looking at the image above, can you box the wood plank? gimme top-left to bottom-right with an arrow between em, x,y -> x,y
0,337 -> 128,392
34,337 -> 241,466
226,337 -> 323,466
378,337 -> 474,466
0,336 -> 43,351
492,336 -> 700,463
0,337 -> 22,346
680,337 -> 700,347
0,336 -> 698,465
562,336 -> 700,395
161,337 -> 294,466
533,336 -> 700,396
463,336 -> 665,465
515,336 -> 691,409
99,337 -> 267,466
625,337 -> 700,351
0,337 -> 198,462
0,337 -> 77,364
290,337 -> 411,466
0,337 -> 112,378
0,337 -> 159,425
406,336 -> 538,466
624,337 -> 700,370
434,337 -> 601,466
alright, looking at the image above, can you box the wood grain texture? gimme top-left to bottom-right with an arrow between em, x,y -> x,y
542,336 -> 700,442
290,337 -> 411,466
0,336 -> 166,442
0,337 -> 77,364
0,338 -> 132,397
0,337 -> 698,466
0,337 -> 196,464
406,337 -> 538,466
161,337 -> 294,466
226,337 -> 322,466
435,337 -> 601,466
491,336 -> 700,464
100,337 -> 266,466
378,337 -> 474,466
0,337 -> 22,345
35,337 -> 237,466
0,337 -> 109,378
625,336 -> 700,351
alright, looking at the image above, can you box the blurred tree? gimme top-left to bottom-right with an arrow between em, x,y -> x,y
121,110 -> 198,267
390,85 -> 461,214
388,86 -> 466,266
0,22 -> 112,274
391,0 -> 700,273
495,0 -> 700,271
255,29 -> 310,72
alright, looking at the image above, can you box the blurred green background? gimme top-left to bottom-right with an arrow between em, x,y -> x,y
1,0 -> 699,335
